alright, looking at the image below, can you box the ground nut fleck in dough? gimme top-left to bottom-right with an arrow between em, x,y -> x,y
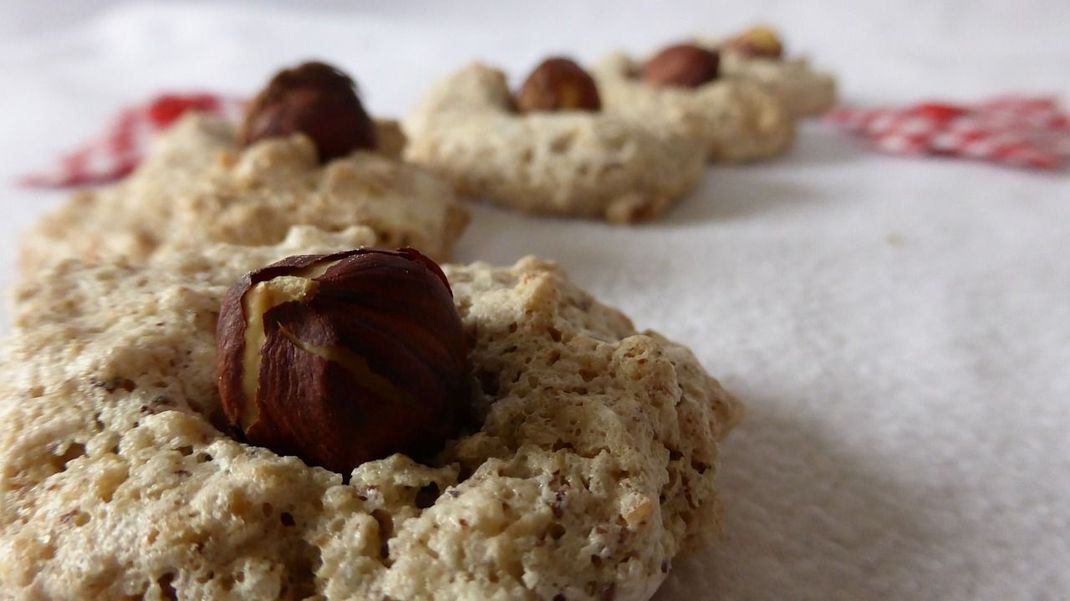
0,228 -> 741,601
404,63 -> 706,223
592,52 -> 796,162
18,113 -> 469,277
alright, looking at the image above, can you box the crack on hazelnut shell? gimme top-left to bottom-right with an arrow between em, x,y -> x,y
277,324 -> 419,411
216,248 -> 468,474
240,275 -> 321,430
515,57 -> 602,113
241,61 -> 378,162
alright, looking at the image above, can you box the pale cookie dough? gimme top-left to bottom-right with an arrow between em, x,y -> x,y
0,227 -> 742,601
403,63 -> 706,223
18,113 -> 469,277
699,37 -> 837,118
592,52 -> 796,162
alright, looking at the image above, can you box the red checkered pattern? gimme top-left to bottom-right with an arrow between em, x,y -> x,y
826,96 -> 1070,170
21,93 -> 1070,187
20,94 -> 245,188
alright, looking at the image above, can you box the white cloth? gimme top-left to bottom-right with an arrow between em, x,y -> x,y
1,2 -> 1068,599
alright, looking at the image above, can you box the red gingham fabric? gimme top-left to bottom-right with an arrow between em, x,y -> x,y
21,93 -> 1070,187
826,96 -> 1070,170
20,94 -> 245,188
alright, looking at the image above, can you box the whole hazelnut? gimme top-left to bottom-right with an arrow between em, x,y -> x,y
725,25 -> 784,59
216,248 -> 468,473
241,61 -> 377,162
515,57 -> 602,113
640,44 -> 720,88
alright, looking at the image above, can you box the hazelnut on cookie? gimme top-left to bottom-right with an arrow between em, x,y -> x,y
703,25 -> 838,118
592,42 -> 796,162
0,226 -> 741,601
19,61 -> 469,277
403,58 -> 706,223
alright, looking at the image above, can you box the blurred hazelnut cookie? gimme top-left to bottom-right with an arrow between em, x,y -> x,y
592,43 -> 795,162
19,62 -> 469,276
1,226 -> 741,600
700,25 -> 838,118
403,58 -> 705,223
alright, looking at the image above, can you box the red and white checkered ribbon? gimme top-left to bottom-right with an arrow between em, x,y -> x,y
826,96 -> 1070,170
20,93 -> 245,188
21,93 -> 1070,187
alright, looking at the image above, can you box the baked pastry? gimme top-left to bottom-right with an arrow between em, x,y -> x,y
18,62 -> 469,276
592,44 -> 795,162
701,26 -> 837,118
0,227 -> 742,600
403,60 -> 706,223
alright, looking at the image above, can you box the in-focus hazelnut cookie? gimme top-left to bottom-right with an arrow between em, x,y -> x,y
18,62 -> 469,277
700,26 -> 838,118
592,43 -> 796,162
403,60 -> 706,223
0,226 -> 741,601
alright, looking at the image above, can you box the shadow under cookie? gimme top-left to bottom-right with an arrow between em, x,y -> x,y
655,397 -> 964,601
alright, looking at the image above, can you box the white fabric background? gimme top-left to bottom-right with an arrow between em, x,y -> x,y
1,2 -> 1069,599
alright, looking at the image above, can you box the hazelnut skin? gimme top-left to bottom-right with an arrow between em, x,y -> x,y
515,57 -> 602,113
216,248 -> 469,473
640,44 -> 720,88
241,61 -> 377,162
725,25 -> 784,59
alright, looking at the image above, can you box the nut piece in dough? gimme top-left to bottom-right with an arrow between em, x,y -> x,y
516,57 -> 602,113
641,44 -> 721,88
724,25 -> 784,59
1,228 -> 742,600
217,248 -> 468,473
404,62 -> 705,223
242,61 -> 378,161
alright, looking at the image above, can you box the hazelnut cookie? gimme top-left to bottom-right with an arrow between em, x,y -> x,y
19,62 -> 469,276
701,26 -> 838,118
592,44 -> 796,162
403,61 -> 706,223
0,226 -> 741,601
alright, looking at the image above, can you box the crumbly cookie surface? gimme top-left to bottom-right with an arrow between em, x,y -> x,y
403,63 -> 705,223
18,113 -> 469,276
592,53 -> 795,162
0,228 -> 741,601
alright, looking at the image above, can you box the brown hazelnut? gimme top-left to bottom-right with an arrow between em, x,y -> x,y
640,44 -> 720,88
725,26 -> 784,59
216,248 -> 468,473
515,57 -> 601,113
241,61 -> 377,162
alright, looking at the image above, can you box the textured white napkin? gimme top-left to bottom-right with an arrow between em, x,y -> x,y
1,2 -> 1069,599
